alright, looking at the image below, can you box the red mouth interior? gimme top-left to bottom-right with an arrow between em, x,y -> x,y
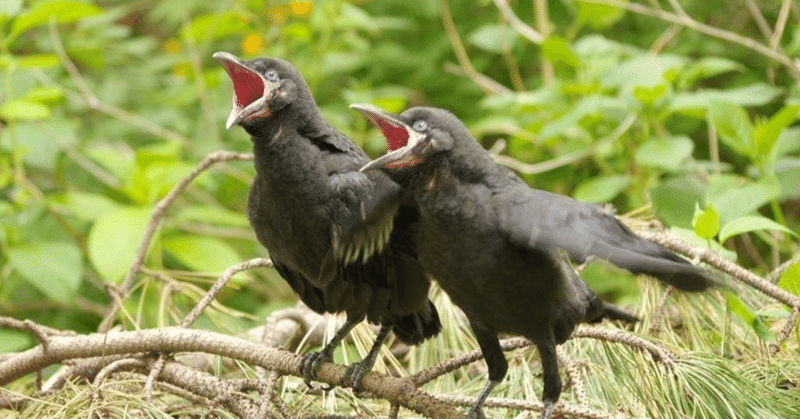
220,61 -> 265,108
371,117 -> 409,150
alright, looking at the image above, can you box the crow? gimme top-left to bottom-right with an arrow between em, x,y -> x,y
213,52 -> 440,390
352,104 -> 714,418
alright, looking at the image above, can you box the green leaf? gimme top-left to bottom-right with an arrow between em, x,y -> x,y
7,241 -> 82,302
17,54 -> 59,68
632,84 -> 667,106
0,330 -> 30,353
708,100 -> 754,157
635,136 -> 694,171
650,177 -> 704,228
57,191 -> 122,221
176,206 -> 249,227
725,292 -> 776,342
692,204 -> 719,239
671,83 -> 784,117
10,0 -> 101,39
87,207 -> 151,283
163,236 -> 243,276
0,99 -> 50,121
23,86 -> 63,102
541,35 -> 580,68
468,24 -> 518,54
753,104 -> 800,165
719,216 -> 797,243
576,0 -> 627,29
573,174 -> 630,203
706,175 -> 780,224
778,262 -> 800,296
182,12 -> 249,44
680,57 -> 744,86
0,0 -> 23,18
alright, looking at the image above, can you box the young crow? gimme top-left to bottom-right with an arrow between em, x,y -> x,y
353,104 -> 714,418
213,53 -> 440,390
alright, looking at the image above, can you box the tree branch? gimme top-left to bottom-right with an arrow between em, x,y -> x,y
0,328 -> 459,419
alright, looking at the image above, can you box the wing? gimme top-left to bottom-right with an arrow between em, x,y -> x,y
495,183 -> 714,291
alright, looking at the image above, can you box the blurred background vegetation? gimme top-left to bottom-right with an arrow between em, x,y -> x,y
1,0 -> 800,416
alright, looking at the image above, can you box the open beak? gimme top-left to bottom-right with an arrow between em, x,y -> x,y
213,51 -> 280,128
351,104 -> 428,171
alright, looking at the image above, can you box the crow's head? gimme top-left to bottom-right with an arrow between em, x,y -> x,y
214,52 -> 311,132
353,105 -> 471,171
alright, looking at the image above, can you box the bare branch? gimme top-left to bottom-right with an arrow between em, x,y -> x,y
770,0 -> 792,52
743,0 -> 773,41
49,21 -> 188,144
637,231 -> 800,309
577,0 -> 800,78
440,0 -> 512,95
492,0 -> 544,44
0,327 -> 459,419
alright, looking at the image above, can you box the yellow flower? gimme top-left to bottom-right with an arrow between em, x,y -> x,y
290,0 -> 313,17
172,62 -> 190,76
241,33 -> 264,56
267,5 -> 288,24
163,38 -> 181,54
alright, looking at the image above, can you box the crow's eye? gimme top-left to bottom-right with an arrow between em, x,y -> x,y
412,120 -> 428,132
265,69 -> 279,82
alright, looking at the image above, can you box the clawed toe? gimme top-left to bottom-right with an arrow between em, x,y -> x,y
341,361 -> 368,392
300,351 -> 332,390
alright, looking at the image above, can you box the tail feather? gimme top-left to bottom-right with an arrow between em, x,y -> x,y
392,300 -> 441,345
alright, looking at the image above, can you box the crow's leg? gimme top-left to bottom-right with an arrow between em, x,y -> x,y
300,315 -> 362,389
465,323 -> 507,419
535,338 -> 561,419
341,323 -> 391,391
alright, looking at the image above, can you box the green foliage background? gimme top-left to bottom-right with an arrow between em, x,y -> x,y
1,0 -> 800,416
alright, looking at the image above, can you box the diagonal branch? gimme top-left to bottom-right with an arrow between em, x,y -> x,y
577,0 -> 800,79
97,151 -> 254,333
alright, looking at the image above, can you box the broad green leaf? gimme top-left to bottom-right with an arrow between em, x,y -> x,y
182,12 -> 250,44
725,292 -> 776,342
776,157 -> 800,199
706,175 -> 780,224
7,241 -> 82,302
541,35 -> 580,68
576,0 -> 627,30
3,119 -> 77,170
719,216 -> 797,243
573,174 -> 630,203
17,54 -> 59,68
468,24 -> 518,54
10,0 -> 101,39
708,100 -> 753,157
0,330 -> 30,353
0,0 -> 23,17
778,262 -> 800,296
602,55 -> 686,90
87,207 -> 151,283
709,83 -> 783,106
650,179 -> 704,228
163,236 -> 243,276
754,104 -> 800,165
681,57 -> 744,86
0,99 -> 50,121
57,191 -> 122,221
671,84 -> 784,117
692,204 -> 719,239
632,84 -> 667,106
176,206 -> 249,227
23,86 -> 63,102
634,136 -> 694,171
